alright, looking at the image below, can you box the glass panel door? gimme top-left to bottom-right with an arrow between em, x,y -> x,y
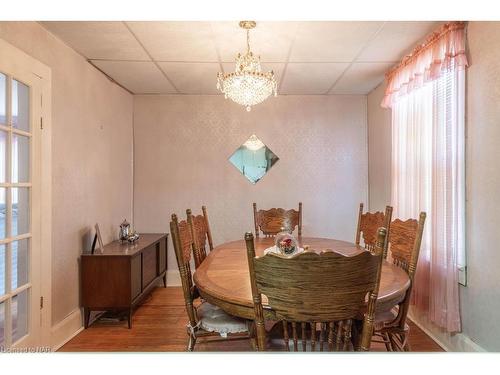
0,70 -> 37,350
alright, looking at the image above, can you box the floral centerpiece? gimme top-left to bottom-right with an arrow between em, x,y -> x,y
275,232 -> 299,255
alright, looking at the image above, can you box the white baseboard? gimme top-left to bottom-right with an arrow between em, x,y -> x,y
166,269 -> 181,286
50,308 -> 84,351
408,308 -> 485,352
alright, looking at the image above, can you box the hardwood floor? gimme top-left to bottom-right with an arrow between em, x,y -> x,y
60,286 -> 444,352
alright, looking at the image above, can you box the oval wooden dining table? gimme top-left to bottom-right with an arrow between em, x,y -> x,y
193,236 -> 410,320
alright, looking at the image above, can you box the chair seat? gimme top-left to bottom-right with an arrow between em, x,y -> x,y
196,302 -> 248,337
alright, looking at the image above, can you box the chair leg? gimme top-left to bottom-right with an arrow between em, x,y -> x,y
383,332 -> 393,351
403,340 -> 411,351
388,332 -> 400,351
127,309 -> 133,329
84,308 -> 91,329
384,327 -> 410,352
400,332 -> 411,352
248,321 -> 258,351
187,333 -> 197,352
351,320 -> 362,350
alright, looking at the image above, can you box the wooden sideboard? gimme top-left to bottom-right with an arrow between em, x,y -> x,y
81,233 -> 169,329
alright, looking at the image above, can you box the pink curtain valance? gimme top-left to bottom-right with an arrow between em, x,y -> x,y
381,22 -> 468,109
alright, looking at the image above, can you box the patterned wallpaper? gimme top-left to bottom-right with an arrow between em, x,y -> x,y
0,22 -> 134,325
459,22 -> 500,351
367,82 -> 392,212
133,94 -> 368,272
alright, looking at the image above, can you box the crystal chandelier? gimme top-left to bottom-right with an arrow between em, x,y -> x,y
217,21 -> 277,112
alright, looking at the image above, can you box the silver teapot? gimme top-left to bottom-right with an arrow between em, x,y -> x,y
119,219 -> 131,242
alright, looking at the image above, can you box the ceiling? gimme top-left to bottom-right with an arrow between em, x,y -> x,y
41,21 -> 440,95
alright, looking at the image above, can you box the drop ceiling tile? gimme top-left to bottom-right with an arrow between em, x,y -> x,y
357,21 -> 442,62
126,21 -> 218,62
289,22 -> 384,62
213,21 -> 298,63
41,21 -> 149,61
42,21 -> 444,95
329,62 -> 395,94
92,60 -> 177,94
280,63 -> 349,95
221,62 -> 285,91
158,62 -> 221,94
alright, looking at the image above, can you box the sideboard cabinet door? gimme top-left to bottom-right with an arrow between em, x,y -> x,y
158,240 -> 167,274
131,254 -> 142,301
142,245 -> 158,288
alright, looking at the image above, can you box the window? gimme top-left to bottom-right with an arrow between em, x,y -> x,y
383,22 -> 468,332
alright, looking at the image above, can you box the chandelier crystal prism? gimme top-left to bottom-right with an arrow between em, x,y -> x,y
217,21 -> 277,112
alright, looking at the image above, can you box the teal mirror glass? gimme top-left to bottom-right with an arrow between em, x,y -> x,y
229,135 -> 279,184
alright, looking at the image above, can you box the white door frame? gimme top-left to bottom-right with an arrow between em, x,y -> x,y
0,38 -> 52,349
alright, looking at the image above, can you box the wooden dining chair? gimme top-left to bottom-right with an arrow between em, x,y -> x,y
355,203 -> 393,258
170,213 -> 251,351
373,212 -> 426,351
186,206 -> 214,269
245,228 -> 387,351
253,202 -> 302,237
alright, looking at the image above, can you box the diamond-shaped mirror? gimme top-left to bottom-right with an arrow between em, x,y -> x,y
229,134 -> 279,184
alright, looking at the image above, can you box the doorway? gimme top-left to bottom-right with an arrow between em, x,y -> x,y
0,39 -> 51,351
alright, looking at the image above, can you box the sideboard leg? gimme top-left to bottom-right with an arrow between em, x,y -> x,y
128,309 -> 132,329
163,273 -> 167,288
84,308 -> 91,329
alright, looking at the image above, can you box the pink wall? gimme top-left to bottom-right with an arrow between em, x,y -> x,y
133,94 -> 368,274
0,22 -> 134,326
459,21 -> 500,351
367,82 -> 391,211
